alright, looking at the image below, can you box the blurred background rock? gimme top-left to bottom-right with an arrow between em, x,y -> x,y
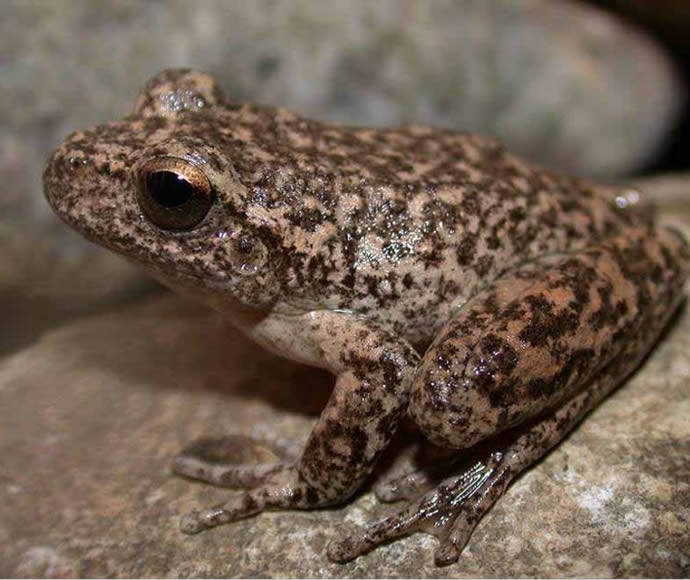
1,1 -> 689,576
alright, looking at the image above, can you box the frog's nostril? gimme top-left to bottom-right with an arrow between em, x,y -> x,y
44,150 -> 87,190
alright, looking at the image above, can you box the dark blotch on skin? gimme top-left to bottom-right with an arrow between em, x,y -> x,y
456,233 -> 478,266
480,334 -> 519,375
519,294 -> 579,347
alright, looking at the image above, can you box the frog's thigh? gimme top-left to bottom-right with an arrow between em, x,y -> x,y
409,226 -> 688,450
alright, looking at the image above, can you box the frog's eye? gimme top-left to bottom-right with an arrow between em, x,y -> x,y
136,157 -> 213,231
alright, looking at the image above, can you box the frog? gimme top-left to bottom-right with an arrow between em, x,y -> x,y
43,68 -> 688,566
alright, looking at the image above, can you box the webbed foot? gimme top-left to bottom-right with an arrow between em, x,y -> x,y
328,451 -> 507,566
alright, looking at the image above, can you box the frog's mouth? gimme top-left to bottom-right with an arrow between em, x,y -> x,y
44,151 -> 125,251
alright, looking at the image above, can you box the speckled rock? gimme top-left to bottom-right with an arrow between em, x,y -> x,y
0,0 -> 682,356
1,200 -> 688,577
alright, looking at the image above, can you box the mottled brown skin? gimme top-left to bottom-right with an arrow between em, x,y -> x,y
43,69 -> 688,566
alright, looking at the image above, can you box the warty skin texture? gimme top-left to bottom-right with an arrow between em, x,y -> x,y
44,69 -> 688,566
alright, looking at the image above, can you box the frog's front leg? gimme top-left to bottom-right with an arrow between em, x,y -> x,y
330,226 -> 688,565
175,311 -> 420,534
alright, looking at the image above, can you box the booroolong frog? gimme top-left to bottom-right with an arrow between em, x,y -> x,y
44,69 -> 688,566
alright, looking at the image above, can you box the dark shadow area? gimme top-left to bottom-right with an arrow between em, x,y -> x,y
0,283 -> 162,358
233,359 -> 334,418
587,0 -> 690,174
60,294 -> 335,419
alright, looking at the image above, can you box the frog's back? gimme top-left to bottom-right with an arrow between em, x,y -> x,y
224,106 -> 648,344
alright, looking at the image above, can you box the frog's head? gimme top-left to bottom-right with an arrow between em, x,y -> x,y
44,69 -> 284,310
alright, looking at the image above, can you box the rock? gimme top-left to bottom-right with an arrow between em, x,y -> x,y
0,0 -> 683,354
0,234 -> 157,356
4,0 -> 681,179
1,187 -> 688,575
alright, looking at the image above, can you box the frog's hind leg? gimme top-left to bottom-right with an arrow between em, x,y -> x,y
329,365 -> 621,566
329,226 -> 688,565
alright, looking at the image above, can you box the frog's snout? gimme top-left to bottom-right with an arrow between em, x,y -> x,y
43,142 -> 89,223
42,129 -> 136,247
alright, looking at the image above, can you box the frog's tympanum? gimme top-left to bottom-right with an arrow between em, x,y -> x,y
44,69 -> 688,566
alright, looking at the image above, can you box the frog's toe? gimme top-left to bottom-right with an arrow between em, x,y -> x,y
178,464 -> 324,536
327,489 -> 443,563
172,453 -> 285,488
172,435 -> 289,488
433,541 -> 462,566
328,452 -> 505,565
327,506 -> 464,566
179,491 -> 265,534
179,510 -> 207,534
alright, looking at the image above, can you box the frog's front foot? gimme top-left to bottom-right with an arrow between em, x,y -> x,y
180,494 -> 263,535
176,457 -> 321,535
173,435 -> 338,534
173,435 -> 311,534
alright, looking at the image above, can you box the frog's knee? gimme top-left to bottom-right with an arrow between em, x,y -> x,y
408,333 -> 520,450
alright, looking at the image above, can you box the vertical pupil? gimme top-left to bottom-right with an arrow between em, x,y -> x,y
147,171 -> 195,208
